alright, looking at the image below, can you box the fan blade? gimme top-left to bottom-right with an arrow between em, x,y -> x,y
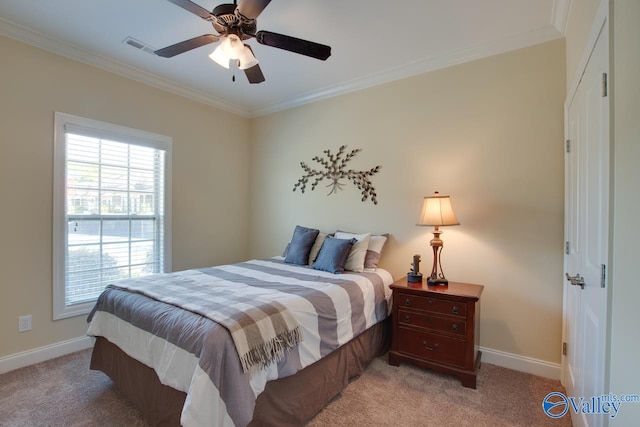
256,31 -> 331,60
237,0 -> 272,20
244,63 -> 266,84
155,34 -> 220,58
166,0 -> 215,22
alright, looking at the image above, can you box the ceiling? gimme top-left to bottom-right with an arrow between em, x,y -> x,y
0,0 -> 568,117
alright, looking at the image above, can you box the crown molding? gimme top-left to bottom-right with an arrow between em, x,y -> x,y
248,24 -> 563,117
0,17 -> 250,117
1,16 -> 563,119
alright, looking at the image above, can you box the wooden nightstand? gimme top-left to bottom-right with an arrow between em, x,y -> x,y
388,279 -> 484,388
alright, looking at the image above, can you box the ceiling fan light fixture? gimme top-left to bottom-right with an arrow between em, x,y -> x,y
210,35 -> 258,71
209,44 -> 230,68
222,34 -> 244,59
238,45 -> 258,70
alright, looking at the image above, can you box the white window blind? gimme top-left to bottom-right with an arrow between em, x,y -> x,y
54,113 -> 172,319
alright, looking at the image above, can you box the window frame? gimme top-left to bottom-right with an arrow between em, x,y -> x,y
53,112 -> 172,320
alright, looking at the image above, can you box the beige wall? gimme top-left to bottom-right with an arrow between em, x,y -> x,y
0,33 -> 570,368
250,40 -> 566,363
609,0 -> 640,424
0,36 -> 251,358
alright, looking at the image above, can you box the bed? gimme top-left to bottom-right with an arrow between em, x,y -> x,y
87,239 -> 393,427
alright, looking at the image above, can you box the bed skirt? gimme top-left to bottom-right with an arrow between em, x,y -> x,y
90,317 -> 390,426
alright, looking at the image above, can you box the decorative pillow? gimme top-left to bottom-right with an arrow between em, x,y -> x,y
364,234 -> 389,271
307,232 -> 328,265
334,231 -> 371,273
313,237 -> 356,274
284,225 -> 320,265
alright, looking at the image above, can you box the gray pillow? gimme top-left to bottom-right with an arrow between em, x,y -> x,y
284,225 -> 320,265
364,234 -> 389,271
313,237 -> 356,274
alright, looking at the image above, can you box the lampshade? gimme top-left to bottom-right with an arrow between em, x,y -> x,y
209,35 -> 259,70
209,44 -> 230,68
417,191 -> 460,226
237,45 -> 258,70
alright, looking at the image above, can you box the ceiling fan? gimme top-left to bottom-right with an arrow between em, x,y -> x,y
155,0 -> 332,84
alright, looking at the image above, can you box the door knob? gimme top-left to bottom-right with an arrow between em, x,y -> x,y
565,272 -> 585,289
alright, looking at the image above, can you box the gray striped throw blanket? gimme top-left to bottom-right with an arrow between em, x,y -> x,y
106,269 -> 303,373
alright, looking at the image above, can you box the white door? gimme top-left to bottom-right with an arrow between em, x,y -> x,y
563,15 -> 609,427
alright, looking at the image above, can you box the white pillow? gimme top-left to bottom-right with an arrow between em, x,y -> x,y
334,231 -> 371,272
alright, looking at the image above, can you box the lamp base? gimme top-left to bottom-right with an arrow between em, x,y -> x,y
407,273 -> 423,283
427,277 -> 449,286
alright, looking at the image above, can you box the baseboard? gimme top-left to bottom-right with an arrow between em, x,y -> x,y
479,346 -> 561,380
0,336 -> 94,375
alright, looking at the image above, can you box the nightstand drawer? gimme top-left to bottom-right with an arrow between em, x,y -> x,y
398,309 -> 466,336
397,327 -> 467,367
398,293 -> 467,318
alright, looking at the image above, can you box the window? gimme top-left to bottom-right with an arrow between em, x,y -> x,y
53,113 -> 172,319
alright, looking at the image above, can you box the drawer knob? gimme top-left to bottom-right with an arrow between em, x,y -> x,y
427,316 -> 433,323
405,298 -> 411,306
404,315 -> 410,323
451,324 -> 458,332
452,306 -> 459,314
428,299 -> 433,305
422,340 -> 439,351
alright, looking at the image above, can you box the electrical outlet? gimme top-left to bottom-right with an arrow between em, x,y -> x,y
18,315 -> 32,332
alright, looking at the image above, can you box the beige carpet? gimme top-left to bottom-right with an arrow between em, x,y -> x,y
0,350 -> 572,426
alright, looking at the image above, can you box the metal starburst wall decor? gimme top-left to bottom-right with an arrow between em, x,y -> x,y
293,145 -> 381,205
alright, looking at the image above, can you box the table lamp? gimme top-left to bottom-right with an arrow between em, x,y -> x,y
417,191 -> 460,285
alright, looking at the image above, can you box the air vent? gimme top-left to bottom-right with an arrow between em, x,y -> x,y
123,36 -> 156,55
